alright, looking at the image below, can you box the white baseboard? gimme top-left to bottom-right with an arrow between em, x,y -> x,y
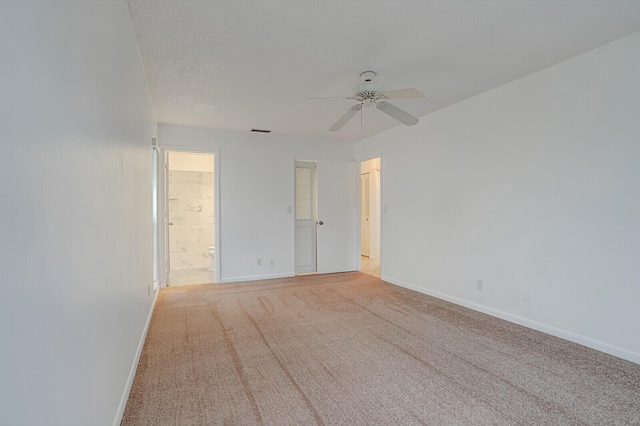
113,289 -> 159,426
382,274 -> 640,365
221,272 -> 294,283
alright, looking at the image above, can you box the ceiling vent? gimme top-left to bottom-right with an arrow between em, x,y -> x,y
251,128 -> 272,133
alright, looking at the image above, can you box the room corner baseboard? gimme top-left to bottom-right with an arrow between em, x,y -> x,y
221,272 -> 295,284
381,275 -> 640,365
113,289 -> 159,426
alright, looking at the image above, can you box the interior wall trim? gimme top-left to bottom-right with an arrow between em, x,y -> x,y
382,275 -> 640,366
113,289 -> 160,426
221,272 -> 295,284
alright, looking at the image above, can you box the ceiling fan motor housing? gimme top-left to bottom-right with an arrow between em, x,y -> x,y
353,82 -> 385,100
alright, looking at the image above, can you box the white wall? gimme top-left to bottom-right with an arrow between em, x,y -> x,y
159,125 -> 357,283
0,2 -> 157,425
354,32 -> 640,364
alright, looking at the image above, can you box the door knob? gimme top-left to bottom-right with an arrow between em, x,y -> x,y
168,222 -> 174,226
318,221 -> 324,225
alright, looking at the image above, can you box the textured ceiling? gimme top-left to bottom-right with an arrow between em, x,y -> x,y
127,0 -> 640,143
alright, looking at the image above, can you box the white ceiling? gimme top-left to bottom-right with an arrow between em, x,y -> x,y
127,0 -> 640,143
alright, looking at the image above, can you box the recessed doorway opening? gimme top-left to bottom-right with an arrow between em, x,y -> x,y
360,157 -> 381,278
166,151 -> 216,286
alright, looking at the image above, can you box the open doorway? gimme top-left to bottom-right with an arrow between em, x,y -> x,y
166,151 -> 216,286
360,158 -> 381,277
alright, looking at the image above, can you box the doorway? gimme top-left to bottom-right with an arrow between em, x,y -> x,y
294,160 -> 317,274
360,158 -> 381,277
166,151 -> 216,286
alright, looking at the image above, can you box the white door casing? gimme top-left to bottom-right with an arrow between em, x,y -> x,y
370,165 -> 381,260
361,173 -> 371,257
152,138 -> 160,291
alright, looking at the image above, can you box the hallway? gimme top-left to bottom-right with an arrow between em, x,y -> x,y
360,256 -> 380,278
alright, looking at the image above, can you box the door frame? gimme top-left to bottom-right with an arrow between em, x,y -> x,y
360,172 -> 371,257
358,157 -> 382,275
161,147 -> 221,286
152,135 -> 160,291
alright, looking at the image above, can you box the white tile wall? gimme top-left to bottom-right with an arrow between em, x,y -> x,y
168,171 -> 214,269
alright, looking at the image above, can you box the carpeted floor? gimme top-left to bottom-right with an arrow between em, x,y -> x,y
122,272 -> 640,425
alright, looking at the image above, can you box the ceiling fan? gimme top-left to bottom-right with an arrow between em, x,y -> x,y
316,71 -> 425,132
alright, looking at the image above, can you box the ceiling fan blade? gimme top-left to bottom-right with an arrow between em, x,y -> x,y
376,101 -> 419,126
309,96 -> 356,100
381,88 -> 425,99
329,104 -> 362,131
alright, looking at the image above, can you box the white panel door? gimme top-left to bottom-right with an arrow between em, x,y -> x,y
361,173 -> 371,257
317,159 -> 358,273
294,161 -> 317,274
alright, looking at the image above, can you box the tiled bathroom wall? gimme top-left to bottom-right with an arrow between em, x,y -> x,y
168,170 -> 214,270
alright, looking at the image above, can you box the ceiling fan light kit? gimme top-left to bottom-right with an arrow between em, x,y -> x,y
322,71 -> 425,131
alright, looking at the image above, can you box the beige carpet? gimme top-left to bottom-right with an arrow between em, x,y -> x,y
122,272 -> 640,425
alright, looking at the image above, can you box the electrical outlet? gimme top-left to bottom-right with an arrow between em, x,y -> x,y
269,259 -> 275,267
257,258 -> 262,266
523,290 -> 532,304
147,284 -> 150,296
477,279 -> 484,291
